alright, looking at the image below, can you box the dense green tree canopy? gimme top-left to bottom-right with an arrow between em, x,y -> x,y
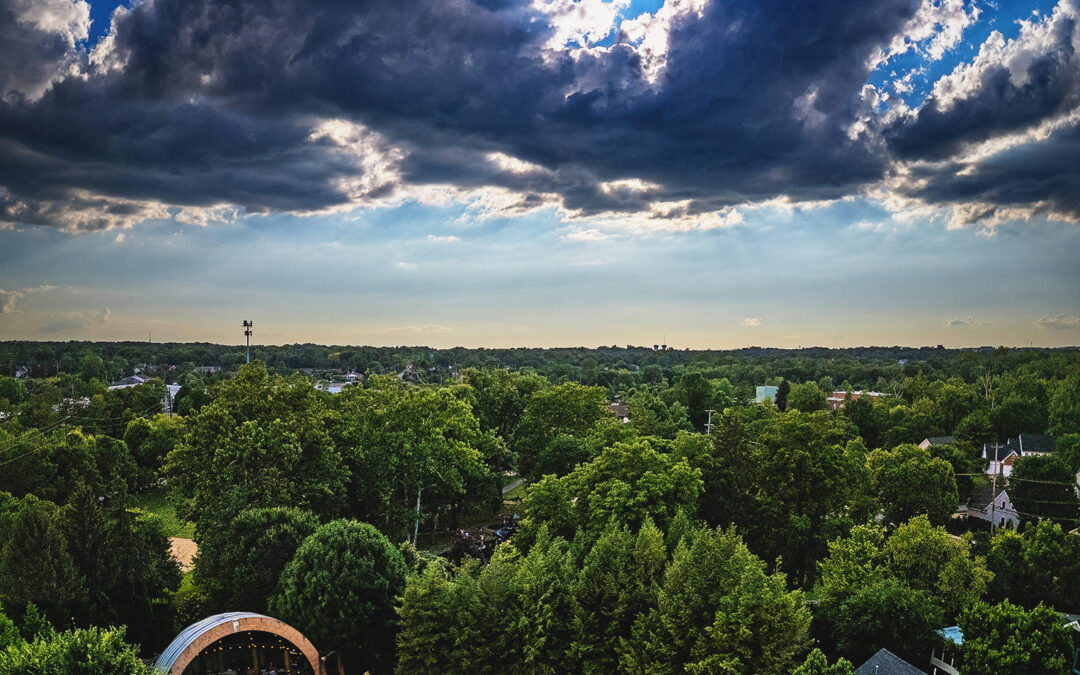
3,341 -> 1080,669
515,382 -> 610,480
816,517 -> 992,664
0,495 -> 80,620
271,519 -> 407,673
867,444 -> 958,526
195,507 -> 318,614
166,363 -> 345,536
0,626 -> 149,675
983,520 -> 1080,612
1009,455 -> 1080,522
333,377 -> 492,539
520,439 -> 702,542
958,600 -> 1073,675
622,526 -> 811,674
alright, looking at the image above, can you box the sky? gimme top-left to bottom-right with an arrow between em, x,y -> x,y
0,0 -> 1077,348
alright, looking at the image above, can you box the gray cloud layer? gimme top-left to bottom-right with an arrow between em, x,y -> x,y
0,0 -> 1077,230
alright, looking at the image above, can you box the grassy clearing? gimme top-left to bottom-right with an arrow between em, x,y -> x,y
177,571 -> 197,595
130,487 -> 195,539
502,482 -> 527,501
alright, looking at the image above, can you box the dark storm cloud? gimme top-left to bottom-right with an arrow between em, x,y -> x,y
0,0 -> 85,101
885,8 -> 1080,160
882,1 -> 1080,220
0,0 -> 1075,229
894,121 -> 1080,219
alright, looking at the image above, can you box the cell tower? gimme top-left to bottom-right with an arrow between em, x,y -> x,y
242,320 -> 253,364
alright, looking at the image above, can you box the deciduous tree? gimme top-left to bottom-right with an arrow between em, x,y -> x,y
271,520 -> 407,674
958,601 -> 1072,675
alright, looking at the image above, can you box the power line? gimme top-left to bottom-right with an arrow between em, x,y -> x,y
0,417 -> 72,466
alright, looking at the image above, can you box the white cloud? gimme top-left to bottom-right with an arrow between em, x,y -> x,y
617,0 -> 711,83
925,1 -> 1077,113
740,317 -> 762,327
0,284 -> 58,314
877,0 -> 980,66
427,234 -> 460,243
0,289 -> 22,314
561,227 -> 615,242
3,0 -> 92,100
1035,313 -> 1080,329
945,315 -> 991,327
0,188 -> 172,233
13,0 -> 91,47
175,205 -> 241,227
536,0 -> 630,51
38,306 -> 111,333
394,261 -> 417,270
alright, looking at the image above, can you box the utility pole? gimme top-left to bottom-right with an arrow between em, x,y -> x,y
990,443 -> 999,532
242,320 -> 253,364
705,409 -> 716,434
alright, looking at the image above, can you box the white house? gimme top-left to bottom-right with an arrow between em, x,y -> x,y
983,441 -> 1020,477
967,485 -> 1020,529
982,434 -> 1056,477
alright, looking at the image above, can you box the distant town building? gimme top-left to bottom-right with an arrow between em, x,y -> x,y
826,390 -> 884,410
14,365 -> 30,378
110,375 -> 149,388
316,382 -> 350,394
755,386 -> 778,403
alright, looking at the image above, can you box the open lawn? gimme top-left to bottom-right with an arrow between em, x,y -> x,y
130,487 -> 195,539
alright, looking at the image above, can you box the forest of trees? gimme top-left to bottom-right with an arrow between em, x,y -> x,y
0,342 -> 1078,672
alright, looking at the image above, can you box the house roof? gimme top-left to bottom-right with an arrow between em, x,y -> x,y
969,485 -> 1009,512
855,648 -> 927,675
983,439 -> 1020,462
923,436 -> 955,446
1017,433 -> 1055,455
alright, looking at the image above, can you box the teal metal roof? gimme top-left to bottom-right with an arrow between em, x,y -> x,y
755,386 -> 778,403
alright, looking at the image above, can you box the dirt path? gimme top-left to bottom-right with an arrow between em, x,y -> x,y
169,537 -> 197,573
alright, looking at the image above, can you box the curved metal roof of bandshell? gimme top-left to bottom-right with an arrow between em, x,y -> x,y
154,612 -> 307,674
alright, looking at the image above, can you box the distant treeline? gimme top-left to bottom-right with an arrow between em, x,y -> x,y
2,340 -> 1077,389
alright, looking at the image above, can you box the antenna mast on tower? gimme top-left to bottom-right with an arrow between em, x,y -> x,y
242,320 -> 253,364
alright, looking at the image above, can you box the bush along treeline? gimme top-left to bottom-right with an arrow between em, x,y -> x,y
0,345 -> 1078,672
